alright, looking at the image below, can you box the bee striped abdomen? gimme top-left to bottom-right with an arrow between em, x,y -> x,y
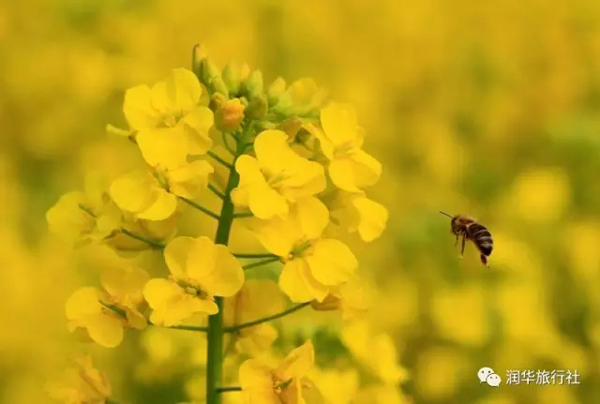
467,223 -> 493,256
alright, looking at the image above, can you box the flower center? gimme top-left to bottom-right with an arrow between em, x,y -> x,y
334,142 -> 355,157
152,168 -> 170,191
158,111 -> 184,128
266,171 -> 292,189
291,239 -> 313,258
172,277 -> 209,299
272,374 -> 292,394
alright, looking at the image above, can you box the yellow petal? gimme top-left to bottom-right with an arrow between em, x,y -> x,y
187,238 -> 244,297
100,266 -> 149,302
184,236 -> 218,280
46,192 -> 95,242
249,185 -> 289,219
181,106 -> 214,155
144,278 -> 217,326
305,239 -> 357,286
83,171 -> 109,209
254,130 -> 326,202
143,278 -> 182,310
65,287 -> 102,320
239,359 -> 274,390
305,124 -> 335,160
278,161 -> 327,202
279,260 -> 328,303
137,188 -> 178,221
352,195 -> 388,242
123,84 -> 160,129
290,197 -> 329,240
320,103 -> 359,147
136,127 -> 188,170
238,280 -> 285,321
232,155 -> 268,208
254,130 -> 293,173
328,150 -> 381,192
84,313 -> 124,348
164,236 -> 197,278
236,323 -> 278,354
126,308 -> 148,330
168,160 -> 214,198
109,172 -> 155,213
372,334 -> 407,384
279,378 -> 305,404
245,217 -> 298,257
163,68 -> 202,112
277,340 -> 315,380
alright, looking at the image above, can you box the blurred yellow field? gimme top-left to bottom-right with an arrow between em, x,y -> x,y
1,0 -> 600,403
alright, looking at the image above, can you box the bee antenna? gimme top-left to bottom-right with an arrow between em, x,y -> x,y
439,211 -> 453,218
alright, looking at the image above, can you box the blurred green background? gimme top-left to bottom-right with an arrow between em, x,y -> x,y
1,0 -> 600,403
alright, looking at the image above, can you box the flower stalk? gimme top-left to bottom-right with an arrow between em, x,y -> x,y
206,125 -> 250,404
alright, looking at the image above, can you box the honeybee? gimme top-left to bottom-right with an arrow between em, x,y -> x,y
440,212 -> 493,267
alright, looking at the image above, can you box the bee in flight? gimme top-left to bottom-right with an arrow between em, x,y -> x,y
440,212 -> 493,267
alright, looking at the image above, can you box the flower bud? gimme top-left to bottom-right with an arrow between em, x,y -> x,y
242,70 -> 264,99
209,92 -> 228,112
270,93 -> 293,117
276,117 -> 303,141
310,294 -> 341,311
240,63 -> 251,81
199,59 -> 229,97
211,76 -> 230,97
245,94 -> 268,119
222,62 -> 242,95
215,98 -> 245,131
267,77 -> 286,105
192,44 -> 208,78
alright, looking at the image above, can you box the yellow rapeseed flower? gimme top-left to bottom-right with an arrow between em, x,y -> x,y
306,103 -> 381,192
110,160 -> 214,221
231,130 -> 326,219
239,340 -> 315,404
341,320 -> 408,385
123,68 -> 214,169
65,266 -> 148,348
46,171 -> 121,246
329,190 -> 388,242
46,356 -> 111,404
310,278 -> 370,320
271,77 -> 328,116
224,280 -> 285,355
308,367 -> 358,404
143,236 -> 244,326
247,197 -> 357,303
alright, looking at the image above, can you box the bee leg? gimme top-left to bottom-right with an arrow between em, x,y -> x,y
480,255 -> 489,267
460,234 -> 466,258
454,234 -> 458,247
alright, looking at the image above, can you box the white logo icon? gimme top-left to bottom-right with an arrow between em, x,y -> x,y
478,367 -> 501,387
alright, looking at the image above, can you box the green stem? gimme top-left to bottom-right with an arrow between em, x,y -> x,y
242,257 -> 281,270
206,128 -> 249,404
224,303 -> 311,333
216,386 -> 242,393
233,253 -> 278,259
233,212 -> 253,218
222,132 -> 237,156
120,229 -> 165,249
208,183 -> 226,200
207,150 -> 233,169
179,196 -> 221,220
165,324 -> 209,332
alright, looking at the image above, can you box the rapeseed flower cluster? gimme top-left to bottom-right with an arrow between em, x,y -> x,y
46,48 -> 404,404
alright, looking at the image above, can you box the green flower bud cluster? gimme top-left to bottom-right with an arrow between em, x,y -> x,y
192,44 -> 327,134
